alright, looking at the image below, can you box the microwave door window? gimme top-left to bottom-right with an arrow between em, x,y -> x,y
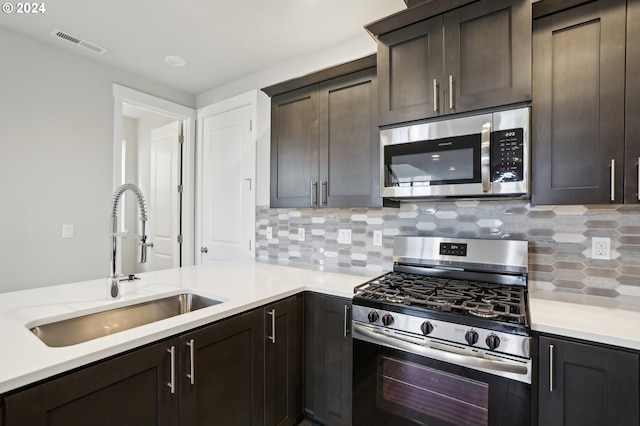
386,148 -> 476,187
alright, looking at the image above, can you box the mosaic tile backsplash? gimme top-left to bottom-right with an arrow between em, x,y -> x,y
255,200 -> 640,299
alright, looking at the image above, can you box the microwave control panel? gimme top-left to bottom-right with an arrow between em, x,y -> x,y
491,128 -> 524,182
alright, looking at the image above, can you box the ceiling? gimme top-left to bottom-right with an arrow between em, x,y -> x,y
0,0 -> 407,96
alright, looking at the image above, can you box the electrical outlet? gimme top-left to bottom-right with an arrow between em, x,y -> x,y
338,229 -> 352,244
266,227 -> 273,240
592,237 -> 611,260
298,228 -> 305,242
373,230 -> 383,247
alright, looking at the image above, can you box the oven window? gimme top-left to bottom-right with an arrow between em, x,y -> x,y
384,134 -> 481,187
377,355 -> 488,426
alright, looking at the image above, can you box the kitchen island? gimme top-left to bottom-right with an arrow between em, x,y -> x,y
0,260 -> 366,395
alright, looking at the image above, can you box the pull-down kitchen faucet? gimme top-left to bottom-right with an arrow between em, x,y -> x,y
109,183 -> 150,299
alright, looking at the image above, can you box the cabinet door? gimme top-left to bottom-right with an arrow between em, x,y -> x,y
377,16 -> 444,126
538,336 -> 640,426
626,0 -> 640,204
319,68 -> 382,207
270,86 -> 320,208
304,293 -> 352,426
444,0 -> 531,114
179,308 -> 265,426
4,339 -> 179,426
264,295 -> 303,426
531,0 -> 626,205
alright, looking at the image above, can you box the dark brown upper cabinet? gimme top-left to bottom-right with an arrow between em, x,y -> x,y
531,0 -> 630,205
263,56 -> 381,208
367,0 -> 532,127
625,0 -> 640,204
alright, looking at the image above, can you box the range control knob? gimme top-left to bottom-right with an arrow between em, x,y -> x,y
367,311 -> 380,323
420,321 -> 434,335
486,334 -> 501,351
381,313 -> 394,327
465,330 -> 479,346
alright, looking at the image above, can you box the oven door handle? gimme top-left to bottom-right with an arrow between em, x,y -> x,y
353,323 -> 528,376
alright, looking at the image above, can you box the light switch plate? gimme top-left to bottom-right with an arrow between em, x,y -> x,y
266,227 -> 273,240
373,230 -> 383,246
62,224 -> 74,239
298,228 -> 305,242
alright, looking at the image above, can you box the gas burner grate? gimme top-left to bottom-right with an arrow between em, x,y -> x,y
355,271 -> 528,325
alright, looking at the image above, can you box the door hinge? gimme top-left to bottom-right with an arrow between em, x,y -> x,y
177,184 -> 183,193
249,119 -> 252,131
178,134 -> 184,144
249,239 -> 252,250
177,235 -> 183,244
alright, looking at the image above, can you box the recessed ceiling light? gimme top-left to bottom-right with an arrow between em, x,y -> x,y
164,55 -> 187,67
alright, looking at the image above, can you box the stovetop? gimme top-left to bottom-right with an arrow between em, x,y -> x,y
353,271 -> 530,336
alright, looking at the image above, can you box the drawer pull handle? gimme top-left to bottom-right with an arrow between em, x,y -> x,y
449,75 -> 455,110
549,344 -> 555,392
611,159 -> 616,202
268,309 -> 276,343
167,346 -> 176,394
186,339 -> 195,385
343,305 -> 350,337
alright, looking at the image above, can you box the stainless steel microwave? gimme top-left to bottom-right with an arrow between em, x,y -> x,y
380,107 -> 530,200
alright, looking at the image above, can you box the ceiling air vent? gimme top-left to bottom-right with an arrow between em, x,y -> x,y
51,29 -> 108,55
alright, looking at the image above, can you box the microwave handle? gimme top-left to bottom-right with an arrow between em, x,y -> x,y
481,122 -> 491,193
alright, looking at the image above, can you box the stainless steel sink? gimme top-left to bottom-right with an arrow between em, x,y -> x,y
30,292 -> 223,347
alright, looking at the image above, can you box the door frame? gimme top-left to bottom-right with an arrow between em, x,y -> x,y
112,84 -> 197,267
196,89 -> 258,264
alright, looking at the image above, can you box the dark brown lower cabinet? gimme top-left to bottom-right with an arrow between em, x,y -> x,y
2,296 -> 304,426
4,338 -> 179,426
304,293 -> 352,426
537,334 -> 640,426
179,308 -> 265,426
264,295 -> 303,426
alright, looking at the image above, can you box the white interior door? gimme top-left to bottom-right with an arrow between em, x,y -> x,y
149,120 -> 181,270
200,105 -> 255,261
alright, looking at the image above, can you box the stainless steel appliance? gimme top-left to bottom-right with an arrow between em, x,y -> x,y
352,236 -> 531,426
381,107 -> 530,200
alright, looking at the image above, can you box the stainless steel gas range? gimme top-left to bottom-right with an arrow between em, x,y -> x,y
352,236 -> 531,426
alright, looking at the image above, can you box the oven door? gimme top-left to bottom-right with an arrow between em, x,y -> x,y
381,113 -> 492,199
352,324 -> 531,426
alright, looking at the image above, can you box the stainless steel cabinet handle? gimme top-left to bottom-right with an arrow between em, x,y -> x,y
167,346 -> 176,394
549,344 -> 555,392
433,79 -> 439,113
245,178 -> 252,191
321,181 -> 328,206
449,75 -> 455,110
343,305 -> 350,337
481,122 -> 492,193
186,339 -> 195,385
310,181 -> 318,206
611,159 -> 616,202
637,158 -> 640,201
267,309 -> 276,343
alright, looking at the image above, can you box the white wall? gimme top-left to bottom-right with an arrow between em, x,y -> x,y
0,26 -> 195,292
196,33 -> 379,205
0,26 -> 376,292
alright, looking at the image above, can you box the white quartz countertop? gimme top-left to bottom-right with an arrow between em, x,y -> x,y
529,289 -> 640,351
2,260 -> 640,395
